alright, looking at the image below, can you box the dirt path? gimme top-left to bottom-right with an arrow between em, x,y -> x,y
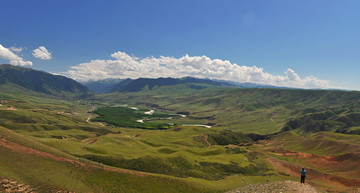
86,114 -> 92,123
86,113 -> 105,127
202,134 -> 212,147
225,180 -> 319,193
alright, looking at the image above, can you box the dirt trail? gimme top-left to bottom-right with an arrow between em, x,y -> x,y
0,178 -> 34,193
202,134 -> 212,147
226,180 -> 319,193
86,113 -> 105,126
0,138 -> 145,177
86,114 -> 92,123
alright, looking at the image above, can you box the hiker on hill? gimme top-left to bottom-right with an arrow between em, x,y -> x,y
300,168 -> 307,183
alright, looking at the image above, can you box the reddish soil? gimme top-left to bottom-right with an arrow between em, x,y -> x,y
267,157 -> 360,192
266,147 -> 360,179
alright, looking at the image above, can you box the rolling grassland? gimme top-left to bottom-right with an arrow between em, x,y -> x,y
1,85 -> 360,192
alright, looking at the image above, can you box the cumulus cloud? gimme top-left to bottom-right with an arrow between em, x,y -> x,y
0,44 -> 33,66
67,51 -> 330,89
32,46 -> 52,60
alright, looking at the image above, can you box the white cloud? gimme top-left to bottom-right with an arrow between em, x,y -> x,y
0,44 -> 33,66
32,46 -> 52,60
66,51 -> 330,89
9,46 -> 24,53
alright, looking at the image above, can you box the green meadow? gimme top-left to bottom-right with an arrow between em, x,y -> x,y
92,106 -> 180,129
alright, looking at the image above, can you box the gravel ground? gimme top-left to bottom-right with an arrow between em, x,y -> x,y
0,178 -> 34,193
226,180 -> 319,193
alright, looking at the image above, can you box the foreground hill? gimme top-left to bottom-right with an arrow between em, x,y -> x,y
0,64 -> 91,95
0,126 -> 213,193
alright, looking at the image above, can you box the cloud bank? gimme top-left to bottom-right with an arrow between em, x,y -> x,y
0,44 -> 33,66
67,51 -> 330,89
32,46 -> 52,60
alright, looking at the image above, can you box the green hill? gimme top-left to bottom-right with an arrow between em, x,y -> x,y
0,64 -> 91,96
0,126 -> 214,193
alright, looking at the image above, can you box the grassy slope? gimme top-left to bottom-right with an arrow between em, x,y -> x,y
90,86 -> 360,191
0,126 -> 215,193
0,85 -> 287,192
0,85 -> 277,192
93,87 -> 360,134
0,86 -> 217,192
259,131 -> 360,191
2,85 -> 360,192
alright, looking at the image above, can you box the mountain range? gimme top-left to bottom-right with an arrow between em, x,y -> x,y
82,78 -> 124,94
84,77 -> 294,94
0,64 -> 345,96
0,64 -> 91,95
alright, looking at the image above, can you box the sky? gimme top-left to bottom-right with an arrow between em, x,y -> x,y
0,0 -> 359,90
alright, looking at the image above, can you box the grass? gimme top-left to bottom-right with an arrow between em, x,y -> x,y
93,87 -> 360,134
0,126 -> 216,192
268,131 -> 360,156
0,145 -> 214,193
92,106 -> 180,130
0,88 -> 274,185
260,130 -> 360,191
1,85 -> 360,192
35,126 -> 264,180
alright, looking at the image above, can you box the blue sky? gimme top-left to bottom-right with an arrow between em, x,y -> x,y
0,0 -> 359,90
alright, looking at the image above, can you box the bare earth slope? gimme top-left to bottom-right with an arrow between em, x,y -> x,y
226,180 -> 319,193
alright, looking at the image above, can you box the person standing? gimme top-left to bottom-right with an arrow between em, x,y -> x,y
300,168 -> 307,183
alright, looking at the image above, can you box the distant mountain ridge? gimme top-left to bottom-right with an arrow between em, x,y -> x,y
83,78 -> 124,94
84,76 -> 296,94
216,80 -> 294,89
110,77 -> 233,93
0,64 -> 91,95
